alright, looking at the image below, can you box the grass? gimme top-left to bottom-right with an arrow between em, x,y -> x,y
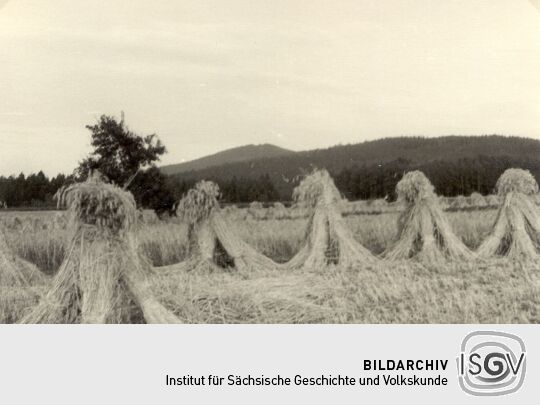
1,206 -> 539,323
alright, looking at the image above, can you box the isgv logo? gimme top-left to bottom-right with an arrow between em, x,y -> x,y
457,331 -> 526,396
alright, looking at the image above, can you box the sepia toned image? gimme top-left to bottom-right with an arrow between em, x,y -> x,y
1,0 -> 540,324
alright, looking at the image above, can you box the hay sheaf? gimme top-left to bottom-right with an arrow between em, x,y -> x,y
293,169 -> 342,208
478,169 -> 540,262
285,170 -> 376,270
469,192 -> 487,208
22,175 -> 179,324
176,180 -> 220,225
496,169 -> 539,196
385,171 -> 474,264
395,171 -> 436,204
163,180 -> 279,273
56,172 -> 137,236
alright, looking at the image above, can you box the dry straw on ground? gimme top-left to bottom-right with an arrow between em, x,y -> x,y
21,172 -> 179,324
0,225 -> 46,322
384,171 -> 474,264
285,169 -> 376,269
477,169 -> 540,261
165,180 -> 278,273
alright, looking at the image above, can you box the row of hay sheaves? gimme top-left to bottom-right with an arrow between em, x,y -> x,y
1,168 -> 539,324
241,193 -> 519,221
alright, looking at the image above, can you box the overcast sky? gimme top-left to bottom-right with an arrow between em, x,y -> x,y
1,0 -> 540,176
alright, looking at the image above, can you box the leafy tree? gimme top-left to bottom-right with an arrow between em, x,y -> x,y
130,167 -> 176,216
75,114 -> 174,213
76,114 -> 166,187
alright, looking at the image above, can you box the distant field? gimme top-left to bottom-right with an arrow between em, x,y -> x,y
3,203 -> 539,324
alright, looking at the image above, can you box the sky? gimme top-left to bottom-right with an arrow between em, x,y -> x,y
1,0 -> 540,176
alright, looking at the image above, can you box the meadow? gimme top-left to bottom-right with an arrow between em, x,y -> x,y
2,200 -> 539,324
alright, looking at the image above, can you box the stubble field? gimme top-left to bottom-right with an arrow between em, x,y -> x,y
2,203 -> 539,324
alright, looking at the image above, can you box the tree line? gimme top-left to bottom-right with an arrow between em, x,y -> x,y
3,154 -> 539,212
0,170 -> 280,211
1,114 -> 539,214
0,172 -> 73,208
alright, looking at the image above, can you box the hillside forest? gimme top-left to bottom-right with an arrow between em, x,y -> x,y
2,140 -> 540,212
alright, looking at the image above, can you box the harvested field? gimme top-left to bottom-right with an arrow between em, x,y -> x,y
1,197 -> 539,323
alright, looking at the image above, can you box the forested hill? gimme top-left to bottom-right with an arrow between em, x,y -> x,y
3,135 -> 540,209
161,144 -> 294,175
166,135 -> 540,202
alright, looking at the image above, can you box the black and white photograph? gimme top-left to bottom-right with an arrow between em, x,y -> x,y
1,0 -> 540,327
